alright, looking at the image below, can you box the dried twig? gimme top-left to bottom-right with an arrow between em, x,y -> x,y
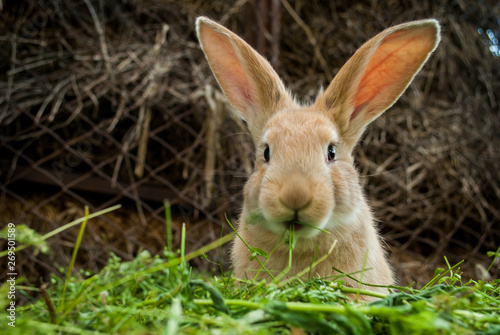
40,283 -> 56,324
280,0 -> 333,78
83,0 -> 111,75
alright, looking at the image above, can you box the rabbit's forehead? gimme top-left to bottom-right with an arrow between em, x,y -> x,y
263,110 -> 338,147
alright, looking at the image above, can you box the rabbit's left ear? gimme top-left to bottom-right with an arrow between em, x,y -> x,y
316,20 -> 440,150
196,17 -> 294,141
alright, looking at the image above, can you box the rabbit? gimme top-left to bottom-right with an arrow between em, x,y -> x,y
196,16 -> 440,299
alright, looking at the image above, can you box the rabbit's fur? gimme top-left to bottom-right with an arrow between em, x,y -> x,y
196,17 -> 440,299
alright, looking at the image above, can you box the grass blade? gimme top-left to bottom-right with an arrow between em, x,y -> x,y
61,206 -> 89,310
164,200 -> 172,252
225,214 -> 275,280
181,222 -> 186,269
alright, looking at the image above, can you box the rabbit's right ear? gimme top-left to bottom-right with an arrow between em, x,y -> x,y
316,20 -> 440,151
196,17 -> 293,139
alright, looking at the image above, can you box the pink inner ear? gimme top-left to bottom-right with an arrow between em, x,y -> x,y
221,48 -> 254,106
204,28 -> 254,111
351,32 -> 431,121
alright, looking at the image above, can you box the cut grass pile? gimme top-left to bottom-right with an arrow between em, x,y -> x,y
1,206 -> 499,334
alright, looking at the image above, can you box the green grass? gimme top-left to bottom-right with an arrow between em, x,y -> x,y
1,205 -> 499,334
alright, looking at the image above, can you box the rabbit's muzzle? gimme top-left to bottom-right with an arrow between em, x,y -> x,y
260,169 -> 333,239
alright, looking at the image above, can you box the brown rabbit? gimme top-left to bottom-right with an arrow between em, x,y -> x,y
196,17 -> 440,299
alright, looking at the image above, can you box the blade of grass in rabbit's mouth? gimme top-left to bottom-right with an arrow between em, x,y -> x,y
284,220 -> 331,234
284,220 -> 303,231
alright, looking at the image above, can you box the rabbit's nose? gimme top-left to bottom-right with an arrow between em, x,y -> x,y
278,173 -> 312,211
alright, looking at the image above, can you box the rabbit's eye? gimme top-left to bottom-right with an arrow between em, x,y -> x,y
264,145 -> 270,162
327,145 -> 336,161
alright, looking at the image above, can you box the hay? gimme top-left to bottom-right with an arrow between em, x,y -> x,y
0,0 -> 499,292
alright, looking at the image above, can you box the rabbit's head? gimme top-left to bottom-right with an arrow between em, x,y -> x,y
197,17 -> 440,241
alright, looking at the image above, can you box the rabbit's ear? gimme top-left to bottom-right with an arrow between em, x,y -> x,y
196,17 -> 293,138
317,20 -> 440,150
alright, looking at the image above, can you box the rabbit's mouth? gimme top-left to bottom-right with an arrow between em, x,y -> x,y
283,219 -> 304,231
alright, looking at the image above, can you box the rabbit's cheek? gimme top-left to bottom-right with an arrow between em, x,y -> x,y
243,166 -> 267,212
304,187 -> 334,224
258,184 -> 285,226
329,163 -> 354,206
328,167 -> 365,228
